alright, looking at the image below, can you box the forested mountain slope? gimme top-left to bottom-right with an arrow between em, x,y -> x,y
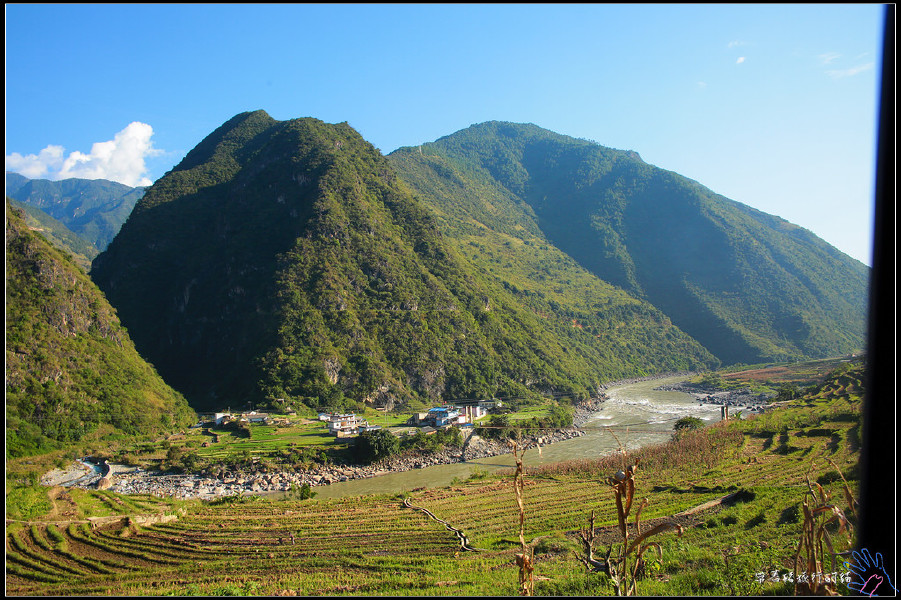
90,111 -> 716,412
391,122 -> 869,365
5,201 -> 195,458
5,171 -> 145,251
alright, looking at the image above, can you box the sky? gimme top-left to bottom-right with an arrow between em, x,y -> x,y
5,4 -> 886,265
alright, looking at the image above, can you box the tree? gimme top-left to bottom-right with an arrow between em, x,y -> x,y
354,428 -> 400,464
776,383 -> 800,402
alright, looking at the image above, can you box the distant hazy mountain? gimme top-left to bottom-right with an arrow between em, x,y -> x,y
91,110 -> 717,412
5,200 -> 195,458
5,171 -> 145,251
6,197 -> 99,271
390,121 -> 869,365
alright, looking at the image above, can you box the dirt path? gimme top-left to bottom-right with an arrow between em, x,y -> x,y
45,486 -> 80,521
403,497 -> 480,552
565,490 -> 738,546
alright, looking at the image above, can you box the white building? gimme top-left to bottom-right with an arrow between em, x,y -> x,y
327,413 -> 368,436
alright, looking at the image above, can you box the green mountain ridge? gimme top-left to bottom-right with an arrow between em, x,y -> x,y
5,200 -> 195,458
6,197 -> 99,271
5,171 -> 145,251
90,111 -> 718,412
391,121 -> 869,365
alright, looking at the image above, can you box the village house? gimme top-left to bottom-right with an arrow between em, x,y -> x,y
458,404 -> 488,422
239,411 -> 272,424
326,413 -> 370,437
428,406 -> 463,427
409,404 -> 489,428
214,412 -> 233,426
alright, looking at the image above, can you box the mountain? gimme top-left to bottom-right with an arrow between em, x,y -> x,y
5,200 -> 195,458
7,197 -> 99,271
90,111 -> 717,412
389,122 -> 869,365
5,171 -> 145,251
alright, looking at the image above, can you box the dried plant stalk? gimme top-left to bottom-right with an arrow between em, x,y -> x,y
510,439 -> 534,596
580,435 -> 682,596
793,472 -> 854,595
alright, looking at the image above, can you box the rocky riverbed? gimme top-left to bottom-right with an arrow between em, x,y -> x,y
654,381 -> 774,411
598,371 -> 701,391
572,397 -> 608,427
46,429 -> 585,501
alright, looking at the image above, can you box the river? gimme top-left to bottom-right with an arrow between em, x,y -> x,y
302,375 -> 725,499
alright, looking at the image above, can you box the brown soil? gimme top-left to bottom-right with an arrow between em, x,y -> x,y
46,486 -> 80,521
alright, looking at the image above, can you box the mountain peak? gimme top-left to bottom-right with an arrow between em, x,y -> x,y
399,122 -> 868,364
92,113 -> 717,411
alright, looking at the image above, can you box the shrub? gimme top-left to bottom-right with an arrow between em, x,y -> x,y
285,482 -> 317,500
674,416 -> 704,432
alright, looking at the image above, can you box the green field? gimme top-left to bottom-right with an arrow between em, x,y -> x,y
6,360 -> 865,596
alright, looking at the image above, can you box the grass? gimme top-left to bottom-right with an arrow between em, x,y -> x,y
5,361 -> 865,596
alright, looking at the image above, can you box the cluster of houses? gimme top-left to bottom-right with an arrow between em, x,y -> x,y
190,411 -> 274,426
198,401 -> 497,439
409,404 -> 487,428
320,401 -> 494,437
318,412 -> 382,438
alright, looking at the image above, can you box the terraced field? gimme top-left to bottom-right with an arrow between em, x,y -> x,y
6,363 -> 865,596
6,496 -> 492,596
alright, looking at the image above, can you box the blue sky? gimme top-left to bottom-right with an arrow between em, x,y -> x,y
5,4 -> 885,265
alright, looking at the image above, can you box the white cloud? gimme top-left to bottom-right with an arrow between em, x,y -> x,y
736,56 -> 746,64
5,145 -> 65,179
819,52 -> 841,65
728,40 -> 747,48
826,62 -> 875,78
5,122 -> 162,187
697,81 -> 707,89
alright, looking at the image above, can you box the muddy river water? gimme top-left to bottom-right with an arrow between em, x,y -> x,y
304,375 -> 726,499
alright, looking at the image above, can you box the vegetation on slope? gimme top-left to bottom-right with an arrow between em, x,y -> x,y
91,111 -> 716,413
5,361 -> 864,596
7,197 -> 99,271
395,121 -> 869,365
5,201 -> 195,459
389,146 -> 719,378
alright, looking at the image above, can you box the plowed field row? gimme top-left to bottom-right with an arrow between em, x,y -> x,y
6,499 -> 465,595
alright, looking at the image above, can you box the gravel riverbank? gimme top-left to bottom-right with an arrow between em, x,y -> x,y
49,428 -> 585,501
654,381 -> 774,410
40,373 -> 715,501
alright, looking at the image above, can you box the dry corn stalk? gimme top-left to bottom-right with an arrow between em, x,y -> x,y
580,433 -> 683,596
826,458 -> 858,518
792,470 -> 854,596
510,439 -> 534,596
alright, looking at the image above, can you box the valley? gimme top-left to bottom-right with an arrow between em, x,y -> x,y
5,112 -> 875,596
6,360 -> 866,596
